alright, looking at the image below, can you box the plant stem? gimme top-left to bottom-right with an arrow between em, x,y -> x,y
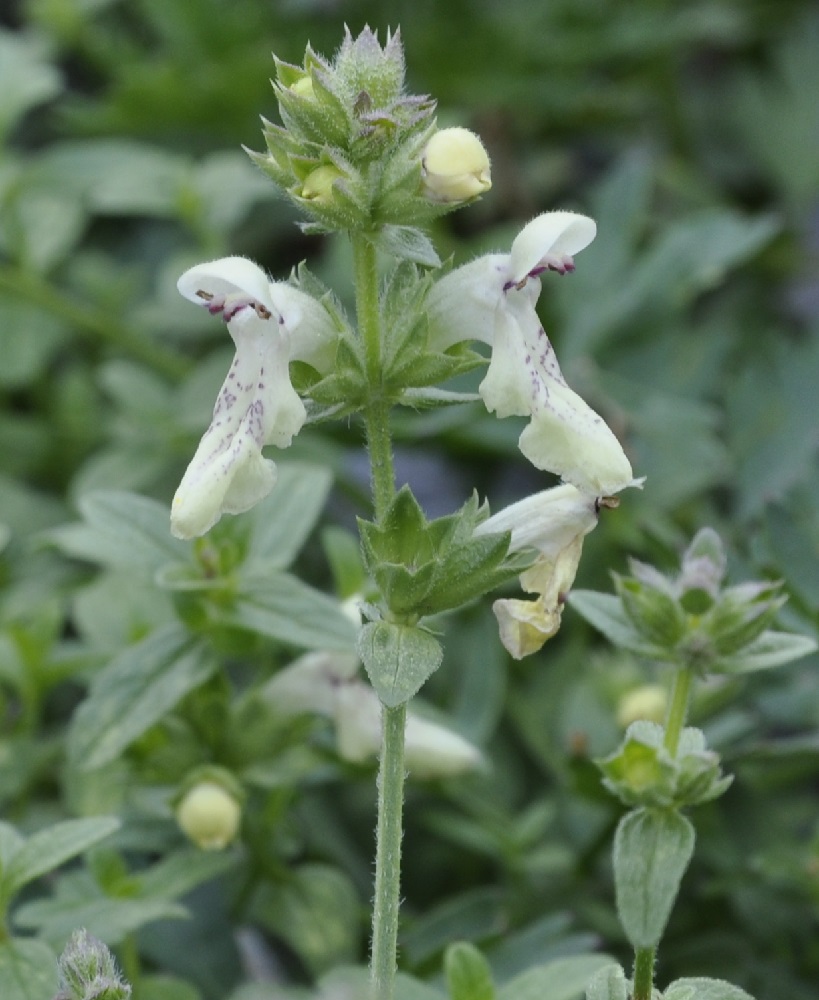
663,665 -> 694,756
352,232 -> 405,1000
353,233 -> 395,520
370,703 -> 407,1000
632,946 -> 655,1000
0,264 -> 189,380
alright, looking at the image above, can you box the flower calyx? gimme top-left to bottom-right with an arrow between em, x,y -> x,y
615,527 -> 787,673
358,487 -> 518,621
597,721 -> 733,809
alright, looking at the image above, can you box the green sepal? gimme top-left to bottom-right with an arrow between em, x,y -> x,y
702,583 -> 785,656
444,942 -> 495,1000
597,722 -> 732,809
357,621 -> 443,706
275,82 -> 350,148
614,807 -> 695,950
302,335 -> 367,409
615,574 -> 687,648
359,489 -> 515,618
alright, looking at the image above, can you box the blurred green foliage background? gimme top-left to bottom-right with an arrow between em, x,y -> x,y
1,0 -> 818,998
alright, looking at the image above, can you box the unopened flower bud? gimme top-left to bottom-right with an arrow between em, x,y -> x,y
290,75 -> 314,98
300,164 -> 344,202
176,780 -> 242,850
422,127 -> 491,202
56,929 -> 131,1000
616,684 -> 668,728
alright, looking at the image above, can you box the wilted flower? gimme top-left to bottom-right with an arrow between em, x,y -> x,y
475,484 -> 605,658
427,212 -> 639,497
172,256 -> 336,539
422,127 -> 491,202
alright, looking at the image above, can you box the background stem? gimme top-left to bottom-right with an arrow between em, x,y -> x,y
664,666 -> 694,756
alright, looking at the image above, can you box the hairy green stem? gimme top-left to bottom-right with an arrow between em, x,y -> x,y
664,665 -> 694,757
632,946 -> 656,1000
0,264 -> 189,380
353,234 -> 395,520
352,232 -> 405,1000
370,703 -> 407,1000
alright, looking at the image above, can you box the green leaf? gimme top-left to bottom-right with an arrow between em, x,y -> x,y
711,630 -> 817,674
229,573 -> 356,651
0,822 -> 25,872
31,139 -> 188,217
0,302 -> 66,388
401,887 -> 507,966
584,964 -> 629,1000
137,849 -> 237,902
15,894 -> 188,948
0,30 -> 62,139
663,978 -> 755,1000
68,625 -> 216,769
243,463 -> 334,571
614,807 -> 695,949
358,622 -> 443,707
319,966 -> 446,1000
497,955 -> 616,1000
568,591 -> 666,658
48,491 -> 186,572
249,865 -> 360,977
0,939 -> 58,1000
1,816 -> 120,903
138,974 -> 201,1000
445,941 -> 495,1000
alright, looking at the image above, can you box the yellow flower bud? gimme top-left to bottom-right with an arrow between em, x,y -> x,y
176,781 -> 241,850
300,165 -> 343,202
616,684 -> 668,729
290,76 -> 314,99
422,127 -> 491,202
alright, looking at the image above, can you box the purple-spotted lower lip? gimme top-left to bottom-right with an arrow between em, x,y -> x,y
195,290 -> 272,321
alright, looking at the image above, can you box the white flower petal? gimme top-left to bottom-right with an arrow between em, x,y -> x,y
509,212 -> 596,283
171,266 -> 306,538
270,282 -> 338,371
478,287 -> 636,496
177,256 -> 274,309
492,533 -> 586,659
335,683 -> 481,778
262,651 -> 360,718
476,483 -> 598,555
171,256 -> 343,538
425,255 -> 507,352
518,401 -> 637,497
